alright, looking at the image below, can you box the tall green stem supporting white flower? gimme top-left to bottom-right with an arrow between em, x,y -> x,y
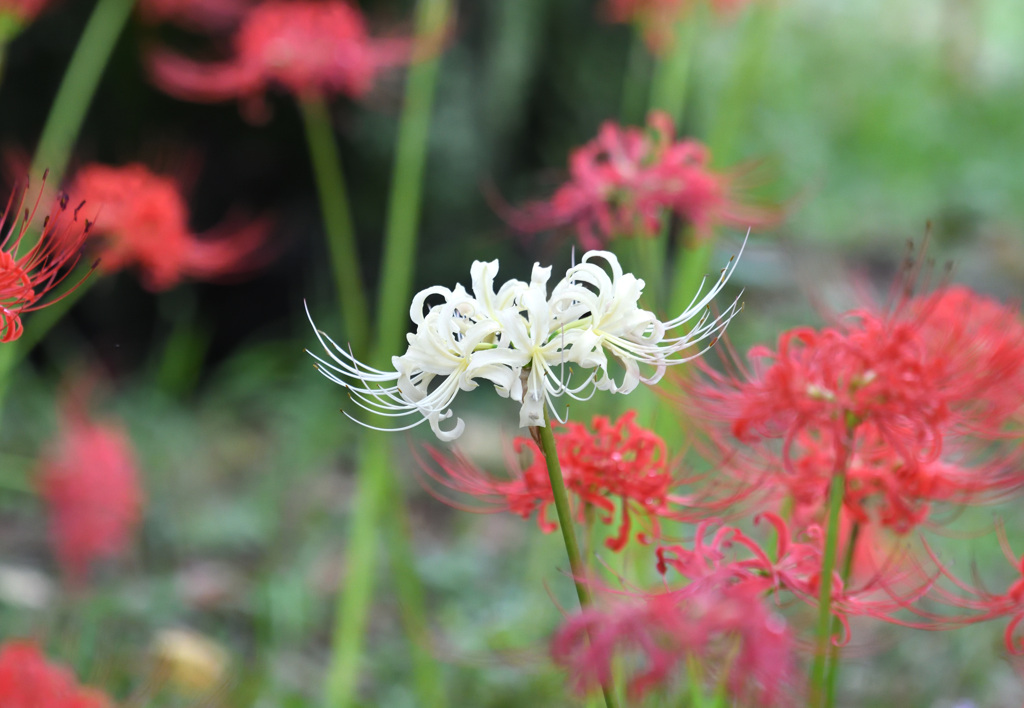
535,415 -> 620,708
323,1 -> 451,706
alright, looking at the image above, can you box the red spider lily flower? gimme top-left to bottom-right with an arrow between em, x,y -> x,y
502,111 -> 772,251
0,641 -> 112,708
888,527 -> 1024,655
147,0 -> 411,117
419,411 -> 694,550
603,0 -> 756,53
137,0 -> 255,32
655,514 -> 826,603
700,314 -> 951,462
768,426 -> 1020,535
692,284 -> 1024,530
0,180 -> 93,343
911,285 -> 1024,429
68,163 -> 270,291
37,389 -> 144,584
551,574 -> 795,703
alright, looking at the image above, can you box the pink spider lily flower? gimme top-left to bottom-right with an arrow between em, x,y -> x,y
551,584 -> 794,704
503,112 -> 771,251
147,0 -> 412,118
655,514 -> 824,603
603,0 -> 757,53
137,0 -> 256,32
656,515 -> 950,647
552,553 -> 796,702
308,242 -> 744,440
0,641 -> 112,708
68,163 -> 270,291
37,387 -> 144,584
419,411 -> 700,550
0,180 -> 93,343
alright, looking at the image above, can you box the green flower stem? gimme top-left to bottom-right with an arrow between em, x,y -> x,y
30,0 -> 137,188
667,2 -> 775,322
824,521 -> 861,708
298,96 -> 370,358
648,17 -> 696,125
620,30 -> 651,125
324,431 -> 389,705
667,228 -> 712,318
0,452 -> 33,493
0,0 -> 134,403
648,13 -> 695,351
382,464 -> 445,707
15,268 -> 95,357
374,0 -> 450,358
535,417 -> 620,708
323,1 -> 451,706
704,1 -> 776,168
808,438 -> 853,707
535,420 -> 590,609
154,289 -> 211,397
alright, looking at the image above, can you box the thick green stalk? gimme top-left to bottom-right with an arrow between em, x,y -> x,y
0,452 -> 32,493
648,17 -> 696,125
382,466 -> 445,707
324,431 -> 390,705
647,13 -> 696,350
155,289 -> 211,397
31,0 -> 137,187
622,17 -> 695,429
0,0 -> 135,401
374,0 -> 450,358
299,96 -> 370,358
619,30 -> 651,125
537,421 -> 591,610
704,1 -> 777,168
808,439 -> 852,706
535,418 -> 620,708
323,1 -> 451,706
666,3 -> 776,318
824,521 -> 861,708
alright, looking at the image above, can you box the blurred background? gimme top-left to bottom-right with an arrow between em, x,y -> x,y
1,0 -> 1024,705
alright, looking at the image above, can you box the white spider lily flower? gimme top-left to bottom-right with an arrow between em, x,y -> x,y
307,238 -> 745,440
552,242 -> 745,394
469,258 -> 528,321
466,263 -> 593,428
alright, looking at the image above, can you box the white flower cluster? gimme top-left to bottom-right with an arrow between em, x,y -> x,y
308,244 -> 744,441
